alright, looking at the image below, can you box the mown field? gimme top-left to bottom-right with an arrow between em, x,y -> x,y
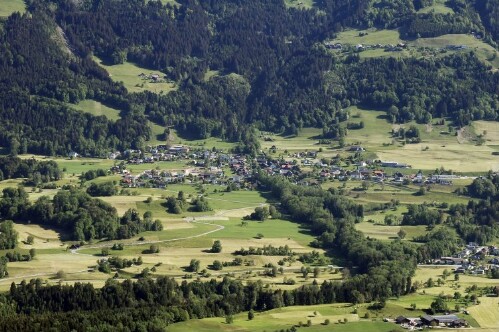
92,56 -> 177,94
261,107 -> 499,173
330,27 -> 499,70
417,0 -> 455,14
69,99 -> 122,121
166,264 -> 497,332
284,0 -> 315,9
0,0 -> 25,17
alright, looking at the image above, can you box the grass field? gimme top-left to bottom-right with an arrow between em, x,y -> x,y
264,107 -> 499,172
330,28 -> 499,70
346,108 -> 499,172
158,0 -> 179,6
93,56 -> 177,94
147,126 -> 237,151
467,296 -> 499,329
355,222 -> 428,241
417,0 -> 454,14
284,0 -> 315,9
332,29 -> 403,46
168,302 -> 408,332
412,34 -> 499,70
69,99 -> 122,121
0,0 -> 25,17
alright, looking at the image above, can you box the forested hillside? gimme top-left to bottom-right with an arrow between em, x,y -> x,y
0,0 -> 498,153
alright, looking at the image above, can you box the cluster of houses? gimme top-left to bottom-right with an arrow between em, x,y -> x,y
430,243 -> 499,275
138,72 -> 168,82
394,314 -> 468,329
105,143 -> 461,190
115,147 -> 254,188
324,41 -> 407,52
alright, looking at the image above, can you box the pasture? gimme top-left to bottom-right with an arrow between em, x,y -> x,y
148,126 -> 236,151
167,301 -> 420,332
0,0 -> 25,17
284,0 -> 315,9
411,34 -> 499,70
92,56 -> 177,94
332,29 -> 403,46
355,222 -> 428,242
259,107 -> 498,172
417,0 -> 454,14
69,99 -> 122,121
330,28 -> 499,70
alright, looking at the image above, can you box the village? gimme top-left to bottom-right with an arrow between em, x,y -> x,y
98,144 -> 461,190
429,242 -> 499,277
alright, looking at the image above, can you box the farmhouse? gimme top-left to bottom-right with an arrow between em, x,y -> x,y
420,314 -> 467,328
348,145 -> 365,152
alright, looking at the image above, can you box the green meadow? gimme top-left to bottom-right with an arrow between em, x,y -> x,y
92,56 -> 177,94
69,99 -> 122,121
0,0 -> 25,17
284,0 -> 315,9
417,0 -> 455,14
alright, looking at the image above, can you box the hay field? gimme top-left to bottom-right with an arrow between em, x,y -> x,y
332,29 -> 403,45
69,99 -> 122,121
467,296 -> 499,329
14,223 -> 64,249
0,0 -> 25,17
417,0 -> 454,14
92,56 -> 177,94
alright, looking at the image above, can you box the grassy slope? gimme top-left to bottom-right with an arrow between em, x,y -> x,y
332,29 -> 403,45
262,107 -> 499,172
92,56 -> 177,94
331,28 -> 499,70
284,0 -> 315,9
417,0 -> 455,14
0,0 -> 25,17
69,99 -> 122,121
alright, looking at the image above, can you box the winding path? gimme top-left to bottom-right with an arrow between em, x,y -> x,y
71,219 -> 225,254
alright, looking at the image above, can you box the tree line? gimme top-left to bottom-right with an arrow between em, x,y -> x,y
0,157 -> 61,185
0,188 -> 162,242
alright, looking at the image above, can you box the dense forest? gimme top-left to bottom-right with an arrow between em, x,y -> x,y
0,0 -> 497,154
0,157 -> 61,185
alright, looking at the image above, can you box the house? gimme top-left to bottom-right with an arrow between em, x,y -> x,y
431,315 -> 462,326
348,145 -> 364,152
395,316 -> 410,324
307,151 -> 318,158
381,161 -> 399,167
441,257 -> 467,265
449,319 -> 468,328
420,315 -> 437,326
68,151 -> 79,159
350,170 -> 363,180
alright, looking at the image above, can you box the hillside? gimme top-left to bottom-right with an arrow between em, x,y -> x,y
0,1 -> 499,331
0,0 -> 497,156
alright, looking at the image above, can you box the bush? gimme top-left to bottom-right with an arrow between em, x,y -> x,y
56,270 -> 66,279
211,240 -> 222,253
